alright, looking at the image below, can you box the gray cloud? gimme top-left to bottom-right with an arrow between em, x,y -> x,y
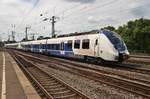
87,16 -> 118,25
131,6 -> 150,17
22,0 -> 31,2
64,0 -> 96,4
129,1 -> 150,17
0,0 -> 150,41
21,0 -> 40,6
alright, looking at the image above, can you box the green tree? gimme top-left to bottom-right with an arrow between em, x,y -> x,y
116,18 -> 150,53
37,36 -> 44,40
102,26 -> 115,31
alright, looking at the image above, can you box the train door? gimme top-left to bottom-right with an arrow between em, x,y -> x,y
94,39 -> 99,57
31,43 -> 33,52
60,42 -> 65,55
39,43 -> 42,53
45,39 -> 48,54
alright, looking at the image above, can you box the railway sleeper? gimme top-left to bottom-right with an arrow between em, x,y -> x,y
33,75 -> 54,80
47,87 -> 67,92
43,82 -> 60,86
38,92 -> 45,97
44,84 -> 63,89
31,74 -> 51,79
40,80 -> 56,83
54,93 -> 77,99
41,81 -> 58,84
50,90 -> 71,95
13,52 -> 90,99
32,74 -> 47,77
36,88 -> 41,93
36,77 -> 55,81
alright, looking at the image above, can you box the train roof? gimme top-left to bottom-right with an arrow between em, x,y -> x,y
5,42 -> 19,45
57,30 -> 99,38
6,29 -> 111,45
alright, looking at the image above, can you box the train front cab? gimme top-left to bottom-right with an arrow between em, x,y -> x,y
100,30 -> 129,62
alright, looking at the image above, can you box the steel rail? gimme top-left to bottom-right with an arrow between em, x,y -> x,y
9,51 -> 90,99
13,50 -> 150,98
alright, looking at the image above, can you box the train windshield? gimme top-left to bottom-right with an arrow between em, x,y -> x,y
102,30 -> 126,51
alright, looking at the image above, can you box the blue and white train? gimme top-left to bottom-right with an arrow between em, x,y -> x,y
5,29 -> 129,62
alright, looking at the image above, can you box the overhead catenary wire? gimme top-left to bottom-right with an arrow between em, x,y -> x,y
27,0 -> 119,31
55,2 -> 150,34
55,3 -> 82,16
16,0 -> 40,31
58,0 -> 149,24
56,1 -> 150,26
53,0 -> 119,34
55,0 -> 120,27
60,0 -> 118,20
21,0 -> 150,39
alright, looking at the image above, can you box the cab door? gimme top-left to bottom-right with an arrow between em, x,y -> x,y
94,39 -> 99,57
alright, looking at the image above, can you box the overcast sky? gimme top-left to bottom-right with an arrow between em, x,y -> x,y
0,0 -> 150,41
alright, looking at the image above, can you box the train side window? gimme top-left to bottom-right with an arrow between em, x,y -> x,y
67,40 -> 72,49
37,45 -> 39,48
36,44 -> 39,49
82,39 -> 90,49
51,44 -> 54,50
48,44 -> 52,49
48,44 -> 59,50
74,40 -> 80,49
55,44 -> 60,50
95,39 -> 98,45
42,44 -> 45,49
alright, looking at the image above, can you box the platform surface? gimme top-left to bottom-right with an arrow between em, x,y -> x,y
0,51 -> 41,99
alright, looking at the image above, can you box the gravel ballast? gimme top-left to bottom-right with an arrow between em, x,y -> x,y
36,63 -> 144,99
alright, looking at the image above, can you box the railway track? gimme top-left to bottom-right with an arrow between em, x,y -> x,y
15,50 -> 150,76
23,54 -> 150,85
127,55 -> 150,65
9,51 -> 90,99
11,50 -> 150,98
130,55 -> 150,59
13,50 -> 150,78
116,63 -> 150,75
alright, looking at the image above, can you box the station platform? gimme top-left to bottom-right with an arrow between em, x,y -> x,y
0,51 -> 41,99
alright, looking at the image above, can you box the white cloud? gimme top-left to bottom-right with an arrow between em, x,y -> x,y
0,0 -> 19,4
0,0 -> 149,41
63,0 -> 96,4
